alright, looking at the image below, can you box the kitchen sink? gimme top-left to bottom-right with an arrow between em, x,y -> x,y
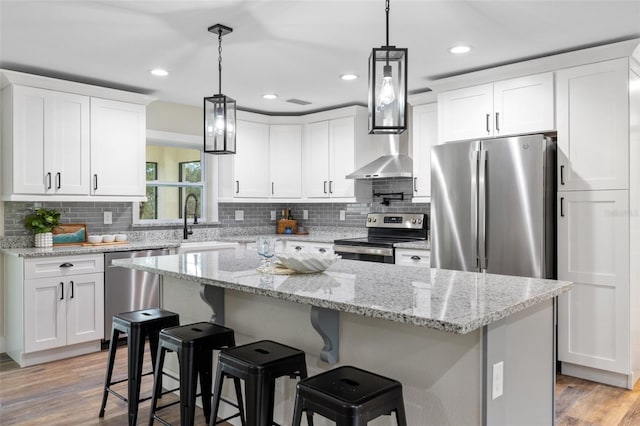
177,241 -> 238,254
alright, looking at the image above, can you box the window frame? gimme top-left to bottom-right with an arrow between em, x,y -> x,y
133,130 -> 219,226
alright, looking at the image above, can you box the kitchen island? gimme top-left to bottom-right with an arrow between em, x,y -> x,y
115,249 -> 571,425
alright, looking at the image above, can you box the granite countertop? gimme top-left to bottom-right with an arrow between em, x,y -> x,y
114,249 -> 570,335
0,241 -> 181,258
216,230 -> 367,245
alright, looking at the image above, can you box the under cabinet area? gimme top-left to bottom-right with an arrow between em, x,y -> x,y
437,72 -> 554,143
394,248 -> 430,268
4,253 -> 104,367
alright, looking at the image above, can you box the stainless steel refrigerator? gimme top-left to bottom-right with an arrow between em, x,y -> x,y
430,134 -> 555,279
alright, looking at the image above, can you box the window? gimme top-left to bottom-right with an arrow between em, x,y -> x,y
136,143 -> 205,223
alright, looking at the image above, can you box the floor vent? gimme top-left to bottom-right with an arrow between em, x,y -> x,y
286,98 -> 312,106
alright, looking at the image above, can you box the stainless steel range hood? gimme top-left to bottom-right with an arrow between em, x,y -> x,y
346,132 -> 413,179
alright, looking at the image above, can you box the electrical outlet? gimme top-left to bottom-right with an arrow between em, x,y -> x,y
492,361 -> 504,400
235,210 -> 244,221
339,210 -> 346,221
303,210 -> 308,220
270,211 -> 276,221
104,211 -> 112,225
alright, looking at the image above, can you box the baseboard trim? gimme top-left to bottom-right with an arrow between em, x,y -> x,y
561,362 -> 634,389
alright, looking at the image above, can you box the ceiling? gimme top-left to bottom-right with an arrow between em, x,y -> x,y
1,0 -> 639,114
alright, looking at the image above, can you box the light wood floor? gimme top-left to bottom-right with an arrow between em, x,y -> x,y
1,348 -> 639,425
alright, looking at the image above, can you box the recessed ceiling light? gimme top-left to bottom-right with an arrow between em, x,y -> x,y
450,45 -> 471,54
341,74 -> 359,81
150,68 -> 169,77
263,93 -> 278,100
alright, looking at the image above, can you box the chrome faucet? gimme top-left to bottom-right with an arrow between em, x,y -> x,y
183,193 -> 199,240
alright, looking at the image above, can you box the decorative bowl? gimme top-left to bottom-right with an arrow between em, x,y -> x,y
88,235 -> 102,244
275,252 -> 340,273
115,234 -> 128,242
102,234 -> 115,243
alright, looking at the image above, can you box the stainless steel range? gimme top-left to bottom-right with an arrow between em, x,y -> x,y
334,213 -> 428,263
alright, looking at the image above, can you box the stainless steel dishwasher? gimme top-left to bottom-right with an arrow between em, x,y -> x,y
103,249 -> 170,343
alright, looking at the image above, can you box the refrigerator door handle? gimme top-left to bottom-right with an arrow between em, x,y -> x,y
478,149 -> 488,270
472,150 -> 480,269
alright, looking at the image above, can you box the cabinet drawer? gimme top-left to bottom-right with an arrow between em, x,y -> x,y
25,254 -> 104,279
395,249 -> 430,268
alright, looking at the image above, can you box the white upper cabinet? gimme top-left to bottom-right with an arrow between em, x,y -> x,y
438,72 -> 554,142
269,125 -> 302,198
411,103 -> 438,201
2,85 -> 90,196
304,121 -> 331,198
234,120 -> 270,198
556,58 -> 629,191
90,98 -> 146,197
1,72 -> 152,201
304,117 -> 356,199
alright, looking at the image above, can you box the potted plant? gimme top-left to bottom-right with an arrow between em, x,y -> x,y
24,208 -> 61,248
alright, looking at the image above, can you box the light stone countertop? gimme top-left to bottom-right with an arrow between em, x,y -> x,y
0,241 -> 181,257
114,249 -> 570,335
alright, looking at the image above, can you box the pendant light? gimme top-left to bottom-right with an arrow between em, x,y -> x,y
204,24 -> 237,154
368,0 -> 407,134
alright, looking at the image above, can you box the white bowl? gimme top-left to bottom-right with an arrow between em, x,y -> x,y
275,252 -> 340,273
102,235 -> 115,243
115,234 -> 128,242
87,235 -> 102,244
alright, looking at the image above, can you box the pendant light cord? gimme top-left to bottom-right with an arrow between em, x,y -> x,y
218,29 -> 223,95
385,0 -> 390,47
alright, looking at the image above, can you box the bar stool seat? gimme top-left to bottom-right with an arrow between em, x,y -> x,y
292,365 -> 407,426
210,340 -> 311,426
99,308 -> 180,426
149,322 -> 245,426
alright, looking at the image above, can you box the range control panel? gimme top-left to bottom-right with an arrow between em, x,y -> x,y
365,213 -> 427,229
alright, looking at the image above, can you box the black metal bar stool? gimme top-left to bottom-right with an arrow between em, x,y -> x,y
210,340 -> 312,426
99,308 -> 180,426
149,322 -> 245,426
292,365 -> 408,426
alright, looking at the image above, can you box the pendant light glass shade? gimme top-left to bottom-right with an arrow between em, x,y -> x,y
204,24 -> 236,154
204,94 -> 236,154
368,46 -> 407,134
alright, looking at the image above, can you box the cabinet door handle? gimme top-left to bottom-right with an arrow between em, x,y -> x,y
93,174 -> 98,191
235,180 -> 240,194
323,181 -> 328,194
46,172 -> 52,190
329,181 -> 333,194
413,177 -> 418,192
59,263 -> 74,268
318,248 -> 326,253
560,165 -> 565,186
486,113 -> 491,134
272,182 -> 274,195
60,282 -> 64,300
295,246 -> 303,251
56,172 -> 61,189
69,281 -> 74,299
495,112 -> 500,132
560,197 -> 565,217
411,255 -> 421,260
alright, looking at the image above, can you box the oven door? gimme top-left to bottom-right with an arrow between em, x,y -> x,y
333,245 -> 395,264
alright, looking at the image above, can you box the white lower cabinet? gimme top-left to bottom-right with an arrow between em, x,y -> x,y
557,190 -> 634,387
286,241 -> 334,254
25,272 -> 104,352
5,253 -> 104,367
394,248 -> 430,268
